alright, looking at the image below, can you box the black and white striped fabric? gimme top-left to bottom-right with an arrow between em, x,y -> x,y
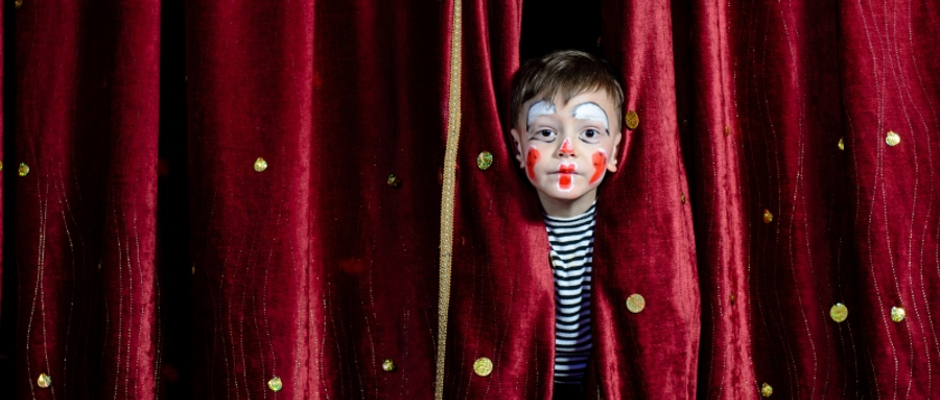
544,203 -> 596,385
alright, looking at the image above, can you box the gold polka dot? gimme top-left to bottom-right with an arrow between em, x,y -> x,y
267,376 -> 283,392
680,192 -> 686,204
624,111 -> 639,130
382,359 -> 396,372
886,131 -> 900,147
891,306 -> 906,322
830,303 -> 848,323
387,174 -> 402,188
477,151 -> 494,170
760,382 -> 773,397
837,137 -> 845,151
97,262 -> 102,271
724,125 -> 730,137
14,0 -> 23,10
473,357 -> 493,377
191,263 -> 196,275
626,294 -> 646,313
253,157 -> 268,172
730,293 -> 736,306
18,162 -> 30,177
596,36 -> 602,47
0,160 -> 4,171
762,209 -> 773,224
37,373 -> 51,389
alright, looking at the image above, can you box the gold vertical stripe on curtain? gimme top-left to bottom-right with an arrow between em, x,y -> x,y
436,0 -> 463,398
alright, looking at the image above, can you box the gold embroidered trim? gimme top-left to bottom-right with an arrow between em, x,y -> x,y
436,0 -> 462,398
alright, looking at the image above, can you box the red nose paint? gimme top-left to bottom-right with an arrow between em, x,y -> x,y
560,137 -> 574,154
526,147 -> 540,180
589,151 -> 607,184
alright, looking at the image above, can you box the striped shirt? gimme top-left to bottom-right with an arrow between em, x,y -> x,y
544,203 -> 596,384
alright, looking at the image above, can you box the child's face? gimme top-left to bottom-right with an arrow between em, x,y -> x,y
510,90 -> 622,205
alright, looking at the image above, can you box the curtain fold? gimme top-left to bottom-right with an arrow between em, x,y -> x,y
309,0 -> 444,398
837,0 -> 940,396
13,0 -> 161,398
679,0 -> 759,395
186,0 -> 317,398
682,0 -> 940,398
3,0 -> 940,399
593,0 -> 701,397
440,0 -> 557,397
187,0 -> 446,398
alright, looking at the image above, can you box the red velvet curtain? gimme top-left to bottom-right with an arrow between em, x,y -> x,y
682,0 -> 940,398
12,0 -> 161,398
3,0 -> 939,399
187,0 -> 444,398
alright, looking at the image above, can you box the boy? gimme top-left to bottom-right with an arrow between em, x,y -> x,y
508,50 -> 624,398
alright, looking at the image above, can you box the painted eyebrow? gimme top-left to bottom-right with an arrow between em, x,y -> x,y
572,102 -> 610,132
526,100 -> 556,129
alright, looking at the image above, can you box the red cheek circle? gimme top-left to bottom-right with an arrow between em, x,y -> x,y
558,174 -> 572,190
589,150 -> 607,184
526,147 -> 540,180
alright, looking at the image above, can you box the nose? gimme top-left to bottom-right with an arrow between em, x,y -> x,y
558,137 -> 575,157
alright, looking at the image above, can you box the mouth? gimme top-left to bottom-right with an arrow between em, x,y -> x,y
556,166 -> 576,191
555,164 -> 577,175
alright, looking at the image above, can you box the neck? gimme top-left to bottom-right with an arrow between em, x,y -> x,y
538,189 -> 597,218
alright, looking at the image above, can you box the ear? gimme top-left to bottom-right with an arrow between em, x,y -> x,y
510,128 -> 525,168
607,130 -> 623,173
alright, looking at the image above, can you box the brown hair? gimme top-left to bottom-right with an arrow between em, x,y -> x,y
510,50 -> 624,131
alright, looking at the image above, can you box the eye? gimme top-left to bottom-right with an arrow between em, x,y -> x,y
580,128 -> 602,143
531,128 -> 556,141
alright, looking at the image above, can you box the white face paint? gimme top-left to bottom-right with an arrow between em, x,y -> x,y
526,100 -> 556,128
572,102 -> 609,130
